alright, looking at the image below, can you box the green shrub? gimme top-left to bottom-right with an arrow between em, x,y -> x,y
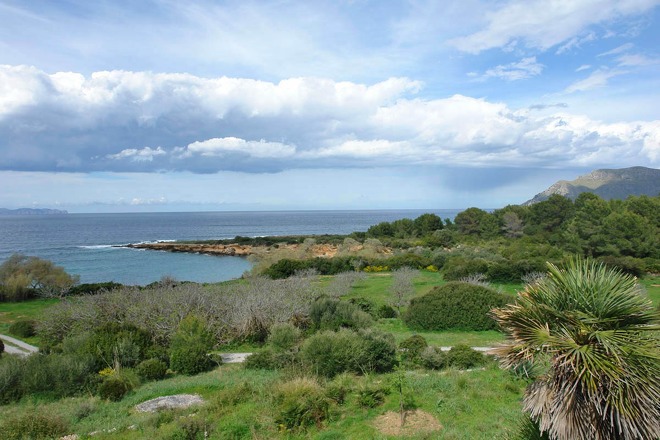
357,329 -> 397,374
67,281 -> 123,296
0,355 -> 23,403
136,358 -> 168,381
267,322 -> 301,351
378,304 -> 397,318
446,345 -> 486,369
2,411 -> 69,440
8,319 -> 37,338
404,281 -> 509,331
325,373 -> 355,405
348,296 -> 377,317
442,257 -> 490,281
356,381 -> 390,408
169,315 -> 216,375
275,377 -> 330,430
98,368 -> 140,401
301,328 -> 397,377
309,297 -> 373,331
171,417 -> 208,440
420,346 -> 446,370
72,323 -> 154,370
244,348 -> 297,371
399,334 -> 428,365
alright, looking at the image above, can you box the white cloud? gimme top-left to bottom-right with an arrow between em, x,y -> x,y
598,43 -> 635,56
449,0 -> 657,54
106,147 -> 166,162
0,66 -> 658,175
183,137 -> 296,159
616,53 -> 658,66
564,68 -> 628,93
555,31 -> 597,54
477,57 -> 544,81
575,64 -> 592,72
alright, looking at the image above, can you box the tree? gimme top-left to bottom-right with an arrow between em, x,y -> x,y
491,258 -> 660,440
389,267 -> 418,315
0,254 -> 79,299
454,207 -> 498,238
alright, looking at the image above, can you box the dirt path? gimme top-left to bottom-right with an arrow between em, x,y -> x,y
0,334 -> 39,357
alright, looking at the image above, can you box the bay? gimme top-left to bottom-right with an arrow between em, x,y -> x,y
0,209 -> 461,285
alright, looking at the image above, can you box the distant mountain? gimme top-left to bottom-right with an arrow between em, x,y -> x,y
0,208 -> 68,215
523,166 -> 660,205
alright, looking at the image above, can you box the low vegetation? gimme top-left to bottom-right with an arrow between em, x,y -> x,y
0,194 -> 658,438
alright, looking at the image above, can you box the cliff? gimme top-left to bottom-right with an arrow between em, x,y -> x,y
523,166 -> 660,205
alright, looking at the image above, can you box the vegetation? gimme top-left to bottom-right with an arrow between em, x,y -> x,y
1,195 -> 659,438
404,281 -> 509,331
0,254 -> 79,301
492,258 -> 660,440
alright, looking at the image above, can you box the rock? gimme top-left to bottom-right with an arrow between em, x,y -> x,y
135,394 -> 204,412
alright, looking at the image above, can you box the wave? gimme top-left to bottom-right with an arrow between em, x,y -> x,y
79,245 -> 116,249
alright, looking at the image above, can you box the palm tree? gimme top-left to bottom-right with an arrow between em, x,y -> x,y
491,258 -> 659,440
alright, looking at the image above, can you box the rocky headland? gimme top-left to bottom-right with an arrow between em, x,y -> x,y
120,240 -> 391,259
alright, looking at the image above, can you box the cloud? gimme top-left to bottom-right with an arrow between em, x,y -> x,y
598,42 -> 635,56
449,0 -> 657,54
106,147 -> 166,162
555,31 -> 597,54
476,57 -> 544,81
575,64 -> 592,72
180,138 -> 296,159
615,53 -> 659,66
0,66 -> 658,175
563,68 -> 629,93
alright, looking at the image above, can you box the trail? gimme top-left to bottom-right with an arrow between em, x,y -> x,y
0,334 -> 39,357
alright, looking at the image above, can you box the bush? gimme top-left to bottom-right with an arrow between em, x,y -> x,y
136,358 -> 168,381
309,297 -> 373,331
442,257 -> 490,281
267,322 -> 301,351
445,345 -> 486,369
244,348 -> 297,371
404,282 -> 509,331
420,346 -> 446,370
325,373 -> 355,405
348,296 -> 377,317
275,377 -> 330,430
169,315 -> 216,375
8,319 -> 37,338
356,381 -> 390,408
2,411 -> 69,440
67,282 -> 123,296
98,368 -> 140,401
301,328 -> 397,377
378,304 -> 397,318
399,334 -> 428,365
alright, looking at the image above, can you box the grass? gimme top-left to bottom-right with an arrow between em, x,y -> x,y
0,298 -> 58,345
0,361 -> 525,439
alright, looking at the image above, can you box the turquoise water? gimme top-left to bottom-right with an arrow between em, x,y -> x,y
0,210 -> 460,285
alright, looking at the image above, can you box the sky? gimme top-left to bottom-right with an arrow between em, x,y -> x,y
0,0 -> 658,213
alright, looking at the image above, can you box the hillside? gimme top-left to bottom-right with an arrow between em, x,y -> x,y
0,208 -> 68,215
523,166 -> 660,205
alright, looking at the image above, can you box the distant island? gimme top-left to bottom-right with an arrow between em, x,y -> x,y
523,166 -> 660,205
0,208 -> 68,215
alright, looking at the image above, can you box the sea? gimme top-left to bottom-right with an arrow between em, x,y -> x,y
0,210 -> 462,285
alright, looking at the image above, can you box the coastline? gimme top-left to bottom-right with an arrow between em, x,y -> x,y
118,240 -> 393,259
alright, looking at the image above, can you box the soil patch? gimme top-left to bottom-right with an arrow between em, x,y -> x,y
372,409 -> 442,437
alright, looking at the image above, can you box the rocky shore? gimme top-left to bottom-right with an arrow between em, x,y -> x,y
121,242 -> 257,256
119,240 -> 393,259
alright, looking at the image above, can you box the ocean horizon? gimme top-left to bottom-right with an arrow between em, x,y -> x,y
0,209 -> 463,285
